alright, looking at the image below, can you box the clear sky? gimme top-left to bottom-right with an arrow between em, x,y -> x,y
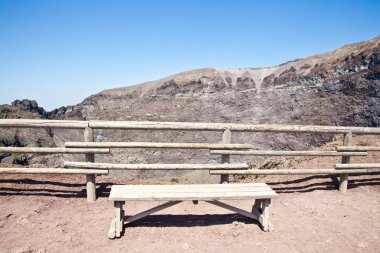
0,0 -> 379,110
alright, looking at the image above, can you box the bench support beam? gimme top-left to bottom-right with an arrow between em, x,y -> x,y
125,201 -> 182,224
252,199 -> 272,231
206,200 -> 258,220
108,201 -> 182,239
108,201 -> 125,239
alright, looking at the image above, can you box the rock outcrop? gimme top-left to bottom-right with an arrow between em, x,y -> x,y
0,100 -> 56,165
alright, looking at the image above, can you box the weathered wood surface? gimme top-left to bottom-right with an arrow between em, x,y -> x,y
206,200 -> 258,220
108,219 -> 117,239
335,163 -> 380,169
339,132 -> 352,193
109,183 -> 277,201
210,150 -> 367,156
109,183 -> 268,190
220,129 -> 231,183
336,146 -> 380,151
65,141 -> 252,150
0,168 -> 108,174
114,201 -> 123,238
1,119 -> 379,134
64,161 -> 250,170
84,127 -> 97,202
89,120 -> 380,134
0,147 -> 110,154
125,201 -> 182,224
0,119 -> 88,129
209,169 -> 374,175
260,199 -> 271,231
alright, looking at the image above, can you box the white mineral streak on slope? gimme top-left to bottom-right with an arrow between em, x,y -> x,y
215,59 -> 301,93
214,36 -> 380,92
98,35 -> 380,98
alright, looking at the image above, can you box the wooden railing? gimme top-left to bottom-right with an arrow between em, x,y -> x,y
0,119 -> 379,202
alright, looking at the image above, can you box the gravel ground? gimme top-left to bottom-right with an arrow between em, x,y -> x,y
0,173 -> 379,253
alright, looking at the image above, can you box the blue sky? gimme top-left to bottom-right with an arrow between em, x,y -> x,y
0,0 -> 379,110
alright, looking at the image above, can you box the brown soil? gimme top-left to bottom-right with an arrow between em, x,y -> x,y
0,172 -> 379,253
1,135 -> 380,252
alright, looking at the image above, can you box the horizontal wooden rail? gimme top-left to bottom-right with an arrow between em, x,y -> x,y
1,119 -> 379,134
64,161 -> 250,170
65,142 -> 251,150
209,150 -> 367,156
0,147 -> 110,154
335,163 -> 380,169
336,146 -> 380,152
89,120 -> 380,134
0,168 -> 108,174
0,119 -> 88,129
209,169 -> 375,175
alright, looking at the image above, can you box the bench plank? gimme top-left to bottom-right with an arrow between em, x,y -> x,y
112,182 -> 268,189
109,183 -> 277,201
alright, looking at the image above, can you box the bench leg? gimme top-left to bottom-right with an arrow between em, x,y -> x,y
115,201 -> 124,238
252,199 -> 272,232
108,218 -> 116,239
109,201 -> 124,239
261,199 -> 271,231
253,199 -> 263,212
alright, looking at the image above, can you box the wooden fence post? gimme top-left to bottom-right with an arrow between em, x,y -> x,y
84,127 -> 96,202
220,129 -> 231,184
339,132 -> 352,193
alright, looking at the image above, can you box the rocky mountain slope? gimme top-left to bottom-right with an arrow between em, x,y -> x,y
1,36 -> 379,179
54,35 -> 379,127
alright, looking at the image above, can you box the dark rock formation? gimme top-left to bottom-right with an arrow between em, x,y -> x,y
0,100 -> 56,165
11,99 -> 47,118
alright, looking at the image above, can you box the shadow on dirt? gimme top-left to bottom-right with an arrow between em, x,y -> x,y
125,213 -> 257,228
267,172 -> 380,193
0,172 -> 379,198
0,179 -> 112,198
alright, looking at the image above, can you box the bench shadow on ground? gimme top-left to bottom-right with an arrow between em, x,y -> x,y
0,173 -> 379,198
124,214 -> 257,228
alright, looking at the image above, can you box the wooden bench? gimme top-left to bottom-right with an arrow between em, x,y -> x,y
108,183 -> 277,238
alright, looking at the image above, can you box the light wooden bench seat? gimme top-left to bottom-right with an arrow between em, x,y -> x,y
108,183 -> 277,238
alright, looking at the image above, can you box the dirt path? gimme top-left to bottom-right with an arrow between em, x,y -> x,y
0,173 -> 379,253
